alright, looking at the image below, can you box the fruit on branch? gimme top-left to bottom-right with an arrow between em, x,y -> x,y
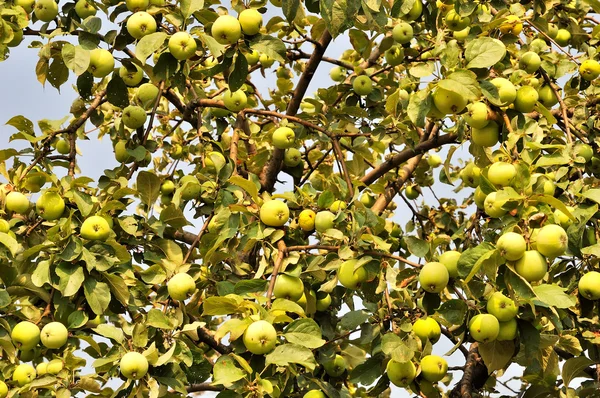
459,163 -> 481,188
167,273 -> 196,300
15,0 -> 36,13
80,215 -> 112,241
392,22 -> 413,44
122,105 -> 147,129
114,140 -> 133,163
180,175 -> 201,200
315,291 -> 332,311
386,359 -> 416,387
119,64 -> 144,86
126,0 -> 149,11
12,364 -> 36,386
34,0 -> 59,22
419,355 -> 448,382
403,0 -> 422,20
419,262 -> 449,293
464,101 -> 490,129
120,352 -> 149,380
427,154 -> 442,168
385,46 -> 405,66
537,85 -> 559,108
211,15 -> 242,45
0,381 -> 6,398
315,210 -> 335,233
245,50 -> 260,65
553,206 -> 574,228
337,259 -> 368,289
259,53 -> 275,68
352,75 -> 373,96
11,321 -> 40,351
486,292 -> 518,321
514,85 -> 539,113
298,209 -> 316,231
499,15 -> 522,35
329,200 -> 346,212
55,138 -> 70,154
404,184 -> 420,199
444,10 -> 470,31
574,143 -> 593,162
471,121 -> 500,147
297,289 -> 317,314
453,27 -> 470,41
304,391 -> 326,398
88,49 -> 115,78
488,162 -> 516,187
490,77 -> 517,106
323,354 -> 346,377
497,318 -> 518,341
40,321 -> 68,349
535,224 -> 568,258
259,200 -> 290,227
273,274 -> 304,301
284,148 -> 303,167
484,192 -> 507,218
413,317 -> 441,343
578,271 -> 600,300
519,51 -> 542,74
238,8 -> 263,35
554,29 -> 571,46
223,89 -> 247,112
136,83 -> 159,109
579,59 -> 600,81
0,219 -> 9,233
432,87 -> 467,114
496,232 -> 526,261
205,151 -> 226,172
360,192 -> 376,207
75,0 -> 97,19
272,127 -> 296,149
36,191 -> 65,221
168,31 -> 197,60
47,359 -> 63,374
515,250 -> 547,282
439,250 -> 460,278
329,66 -> 345,82
5,191 -> 30,214
469,313 -> 499,343
126,11 -> 157,39
243,320 -> 277,354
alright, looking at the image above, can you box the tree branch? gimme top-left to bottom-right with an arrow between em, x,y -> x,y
449,343 -> 489,398
266,239 -> 288,307
186,383 -> 224,392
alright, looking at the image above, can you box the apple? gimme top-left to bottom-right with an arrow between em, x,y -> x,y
15,0 -> 36,13
530,38 -> 548,53
575,143 -> 593,162
12,364 -> 36,386
168,31 -> 197,60
392,22 -> 413,44
260,200 -> 289,227
11,321 -> 40,351
469,313 -> 499,343
329,66 -> 345,82
315,210 -> 335,233
435,0 -> 452,15
579,59 -> 600,81
0,381 -> 7,398
136,83 -> 159,109
439,250 -> 460,278
353,75 -> 373,96
497,318 -> 518,341
490,77 -> 517,105
34,0 -> 59,22
55,138 -> 70,154
519,51 -> 541,74
298,209 -> 316,231
212,15 -> 242,45
554,206 -> 574,228
245,50 -> 260,65
329,200 -> 346,212
444,10 -> 470,31
403,0 -> 422,20
304,390 -> 326,398
180,175 -> 201,200
127,11 -> 156,40
579,271 -> 600,300
537,85 -> 559,108
315,291 -> 331,311
385,46 -> 404,66
432,87 -> 467,114
259,53 -> 275,68
453,27 -> 470,41
122,105 -> 147,129
427,154 -> 442,168
297,289 -> 317,314
360,192 -> 376,207
24,169 -> 47,193
283,148 -> 302,167
119,65 -> 144,86
483,192 -> 507,218
204,151 -> 226,172
419,262 -> 449,293
460,163 -> 481,188
419,355 -> 448,382
488,162 -> 516,187
413,317 -> 441,342
87,48 -> 115,78
471,122 -> 499,147
223,89 -> 247,112
337,259 -> 368,289
515,250 -> 547,282
114,140 -> 133,163
499,15 -> 522,35
36,361 -> 48,375
167,273 -> 196,300
273,274 -> 304,301
496,232 -> 526,261
514,85 -> 539,113
404,184 -> 420,200
47,359 -> 63,374
7,26 -> 24,47
0,219 -> 10,233
239,8 -> 262,35
386,360 -> 416,387
75,0 -> 96,18
243,320 -> 277,354
536,224 -> 568,258
126,0 -> 149,11
120,352 -> 149,380
554,29 -> 571,46
35,191 -> 65,221
323,354 -> 346,377
464,102 -> 490,129
5,191 -> 30,214
272,127 -> 295,149
486,292 -> 518,321
80,215 -> 112,241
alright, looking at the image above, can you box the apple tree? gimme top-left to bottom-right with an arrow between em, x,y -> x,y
2,0 -> 600,396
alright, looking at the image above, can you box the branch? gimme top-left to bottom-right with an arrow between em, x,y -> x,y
196,327 -> 232,355
449,343 -> 489,398
266,239 -> 288,307
182,215 -> 212,264
186,383 -> 224,393
371,155 -> 423,214
539,69 -> 572,143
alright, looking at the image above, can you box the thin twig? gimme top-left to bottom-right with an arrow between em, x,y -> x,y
266,240 -> 288,307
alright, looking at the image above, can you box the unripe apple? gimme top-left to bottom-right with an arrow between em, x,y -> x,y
464,101 -> 490,129
404,184 -> 420,200
315,291 -> 331,311
167,273 -> 196,300
243,320 -> 277,354
122,105 -> 147,129
127,12 -> 156,40
537,85 -> 559,108
283,148 -> 302,167
273,274 -> 304,301
403,0 -> 422,21
352,75 -> 373,96
0,381 -> 7,398
329,66 -> 345,82
168,31 -> 197,60
419,262 -> 449,293
530,38 -> 548,53
490,77 -> 517,105
514,85 -> 539,113
304,390 -> 326,398
444,10 -> 470,31
323,354 -> 346,377
554,29 -> 571,46
360,192 -> 376,208
419,355 -> 447,382
329,200 -> 346,212
432,87 -> 467,114
0,219 -> 9,233
439,250 -> 460,278
119,65 -> 144,86
580,59 -> 600,81
453,27 -> 470,40
16,0 -> 36,13
47,359 -> 63,374
338,259 -> 368,289
114,140 -> 133,163
392,22 -> 413,44
488,162 -> 516,187
554,206 -> 574,228
5,191 -> 30,214
486,292 -> 518,321
36,191 -> 65,221
574,143 -> 593,162
55,138 -> 70,154
75,0 -> 97,19
298,209 -> 316,231
385,45 -> 404,66
36,362 -> 47,375
315,210 -> 335,233
212,15 -> 242,45
515,250 -> 547,282
459,163 -> 481,188
238,8 -> 262,36
88,48 -> 115,78
519,51 -> 541,74
579,271 -> 600,300
413,317 -> 441,342
386,360 -> 416,387
260,200 -> 289,227
499,15 -> 522,35
272,127 -> 295,149
11,321 -> 40,351
536,224 -> 567,258
469,313 -> 499,343
136,83 -> 159,109
180,175 -> 201,200
126,0 -> 149,11
245,50 -> 260,65
259,53 -> 274,68
80,215 -> 112,241
223,89 -> 247,112
204,151 -> 226,172
120,352 -> 149,380
34,0 -> 59,22
496,232 -> 526,261
12,363 -> 36,386
484,192 -> 507,218
497,318 -> 518,341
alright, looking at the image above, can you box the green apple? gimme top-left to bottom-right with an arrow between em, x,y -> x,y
444,10 -> 470,31
497,318 -> 518,341
574,143 -> 593,162
136,83 -> 159,109
80,215 -> 112,241
120,352 -> 149,380
245,50 -> 260,65
122,105 -> 147,129
474,187 -> 486,209
554,29 -> 571,46
37,362 -> 48,376
259,200 -> 289,227
304,390 -> 326,398
5,191 -> 30,214
464,101 -> 490,129
453,27 -> 470,40
419,262 -> 449,293
273,274 -> 304,301
15,0 -> 36,13
530,38 -> 548,53
323,354 -> 346,377
471,122 -> 499,147
579,271 -> 600,300
75,0 -> 97,19
180,175 -> 201,200
12,363 -> 36,386
7,26 -> 24,47
283,148 -> 302,167
315,291 -> 331,311
413,317 -> 441,342
538,85 -> 559,108
536,224 -> 567,258
204,151 -> 226,172
272,126 -> 295,149
427,154 -> 442,169
11,321 -> 40,351
329,66 -> 345,82
386,360 -> 416,387
36,191 -> 65,221
469,313 -> 499,343
514,85 -> 539,113
439,250 -> 460,278
385,45 -> 405,66
329,200 -> 346,212
315,210 -> 335,232
337,259 -> 368,289
419,355 -> 448,382
554,206 -> 574,228
0,219 -> 9,233
515,250 -> 547,282
491,77 -> 517,105
238,8 -> 262,35
298,209 -> 315,231
223,89 -> 247,112
212,15 -> 242,45
243,320 -> 277,354
259,53 -> 275,68
432,87 -> 467,114
119,64 -> 144,86
127,12 -> 156,40
460,163 -> 481,188
47,359 -> 63,374
484,192 -> 507,218
126,0 -> 149,11
55,138 -> 70,154
88,48 -> 114,78
0,381 -> 7,398
519,51 -> 541,74
499,15 -> 522,35
496,232 -> 526,261
392,22 -> 413,44
580,59 -> 600,81
167,273 -> 196,300
486,292 -> 518,321
360,192 -> 376,207
488,162 -> 516,187
168,31 -> 197,60
404,185 -> 420,200
34,0 -> 59,22
353,75 -> 373,96
114,140 -> 133,163
297,289 -> 316,314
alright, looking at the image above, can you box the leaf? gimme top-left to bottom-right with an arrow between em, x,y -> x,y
249,35 -> 287,63
531,195 -> 575,221
284,318 -> 325,349
212,355 -> 247,386
106,75 -> 129,108
404,235 -> 428,258
465,37 -> 507,69
136,32 -> 168,62
265,344 -> 317,370
532,284 -> 577,309
556,335 -> 583,356
436,299 -> 467,325
202,295 -> 243,316
381,333 -> 414,362
478,340 -> 515,372
233,279 -> 267,296
137,171 -> 161,207
62,44 -> 90,76
179,0 -> 203,18
147,309 -> 174,329
464,249 -> 496,283
320,0 -> 359,36
349,356 -> 384,385
339,310 -> 369,330
283,0 -> 300,20
102,272 -> 130,307
229,175 -> 259,204
561,356 -> 594,387
457,242 -> 495,279
159,204 -> 189,228
83,279 -> 111,315
93,324 -> 124,343
0,232 -> 22,257
55,262 -> 85,297
228,51 -> 248,92
407,89 -> 431,128
438,70 -> 480,101
581,188 -> 600,205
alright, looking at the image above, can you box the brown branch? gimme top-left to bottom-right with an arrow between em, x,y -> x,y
371,155 -> 424,214
196,327 -> 231,355
286,244 -> 340,252
186,383 -> 224,392
143,81 -> 165,145
266,239 -> 288,307
182,215 -> 212,264
449,343 -> 489,398
539,69 -> 572,143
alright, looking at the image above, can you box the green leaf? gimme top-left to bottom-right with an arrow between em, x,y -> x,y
265,343 -> 317,370
147,309 -> 174,329
55,262 -> 85,297
581,188 -> 600,205
93,324 -> 124,343
531,195 -> 575,221
404,235 -> 428,258
48,57 -> 69,90
62,44 -> 90,76
283,0 -> 300,20
561,356 -> 594,387
233,279 -> 268,296
532,284 -> 577,309
284,318 -> 325,349
179,0 -> 203,18
439,70 -> 480,101
229,175 -> 259,204
464,249 -> 496,283
381,333 -> 414,362
102,272 -> 130,307
436,299 -> 467,325
250,35 -> 287,63
339,310 -> 369,330
407,89 -> 431,128
202,295 -> 243,315
0,232 -> 22,257
457,242 -> 495,279
212,355 -> 247,386
83,279 -> 111,315
106,75 -> 129,108
0,289 -> 10,308
228,51 -> 249,93
349,356 -> 384,385
68,310 -> 89,329
478,340 -> 515,372
159,204 -> 189,228
320,0 -> 359,36
465,37 -> 506,69
137,171 -> 161,207
136,32 -> 168,62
